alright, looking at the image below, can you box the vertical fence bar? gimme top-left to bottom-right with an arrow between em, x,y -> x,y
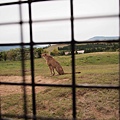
19,1 -> 28,119
117,1 -> 120,119
28,0 -> 36,119
0,93 -> 1,119
70,0 -> 76,119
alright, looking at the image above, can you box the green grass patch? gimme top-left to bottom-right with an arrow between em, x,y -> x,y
0,52 -> 119,77
75,52 -> 119,65
1,52 -> 119,119
0,61 -> 21,76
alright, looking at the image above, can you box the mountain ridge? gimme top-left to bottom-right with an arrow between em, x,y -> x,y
0,36 -> 119,52
88,36 -> 119,41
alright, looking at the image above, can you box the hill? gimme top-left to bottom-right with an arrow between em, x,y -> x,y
89,36 -> 119,41
0,36 -> 119,52
45,44 -> 69,53
45,36 -> 119,53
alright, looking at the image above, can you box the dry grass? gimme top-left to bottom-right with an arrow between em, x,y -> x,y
1,52 -> 119,119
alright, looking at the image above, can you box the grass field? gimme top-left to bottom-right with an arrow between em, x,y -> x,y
1,52 -> 119,119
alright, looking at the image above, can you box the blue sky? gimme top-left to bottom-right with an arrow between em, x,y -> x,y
0,0 -> 119,43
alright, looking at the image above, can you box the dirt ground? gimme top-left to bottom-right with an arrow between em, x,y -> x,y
1,76 -> 119,119
0,75 -> 68,96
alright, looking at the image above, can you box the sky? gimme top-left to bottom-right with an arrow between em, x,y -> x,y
0,0 -> 119,44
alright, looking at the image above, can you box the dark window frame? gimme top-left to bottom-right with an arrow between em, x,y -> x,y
0,0 -> 120,120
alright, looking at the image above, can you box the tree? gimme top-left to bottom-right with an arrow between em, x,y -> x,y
35,48 -> 43,58
42,50 -> 49,54
2,51 -> 7,61
7,50 -> 17,61
59,51 -> 65,55
0,52 -> 2,61
50,49 -> 59,56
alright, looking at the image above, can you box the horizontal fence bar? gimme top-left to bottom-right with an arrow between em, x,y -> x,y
75,39 -> 120,44
0,14 -> 119,26
0,22 -> 22,26
0,1 -> 27,6
0,0 -> 60,6
1,82 -> 120,89
0,39 -> 119,46
75,14 -> 119,20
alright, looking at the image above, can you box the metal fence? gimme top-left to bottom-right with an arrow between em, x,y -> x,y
0,0 -> 120,120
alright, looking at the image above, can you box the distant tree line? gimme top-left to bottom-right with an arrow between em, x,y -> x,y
0,43 -> 119,61
0,47 -> 48,61
0,47 -> 65,61
58,43 -> 119,53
